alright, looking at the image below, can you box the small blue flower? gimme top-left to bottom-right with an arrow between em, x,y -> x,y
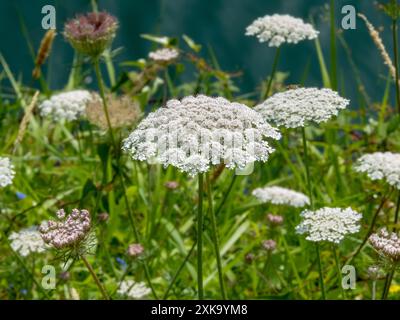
116,257 -> 127,269
16,192 -> 27,200
20,289 -> 28,295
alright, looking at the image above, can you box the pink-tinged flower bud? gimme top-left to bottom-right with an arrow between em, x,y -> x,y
98,212 -> 109,222
164,181 -> 180,190
266,213 -> 284,226
64,12 -> 119,58
261,239 -> 277,251
127,243 -> 144,257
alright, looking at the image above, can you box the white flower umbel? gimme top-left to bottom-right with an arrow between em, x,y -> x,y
39,90 -> 95,121
355,152 -> 400,190
0,157 -> 15,187
122,95 -> 281,176
296,207 -> 362,244
252,186 -> 309,207
148,48 -> 179,63
245,14 -> 319,47
9,227 -> 46,257
255,88 -> 350,128
369,228 -> 400,263
117,280 -> 151,299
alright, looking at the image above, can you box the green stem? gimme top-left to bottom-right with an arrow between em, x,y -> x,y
93,59 -> 157,299
332,245 -> 345,299
382,267 -> 396,300
263,47 -> 281,100
197,173 -> 204,299
349,189 -> 393,262
81,255 -> 110,300
93,59 -> 116,149
393,190 -> 400,231
372,280 -> 376,300
330,0 -> 337,90
205,173 -> 227,299
215,174 -> 237,218
316,243 -> 326,300
301,127 -> 313,208
163,241 -> 197,299
392,18 -> 400,115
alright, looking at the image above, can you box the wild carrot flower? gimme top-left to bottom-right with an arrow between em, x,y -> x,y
122,95 -> 281,176
296,207 -> 362,244
0,157 -> 15,187
64,12 -> 118,57
86,95 -> 141,130
148,48 -> 179,63
262,239 -> 277,251
255,87 -> 350,128
267,213 -> 284,226
127,243 -> 144,257
252,186 -> 310,207
39,209 -> 93,256
39,90 -> 95,121
355,152 -> 400,190
245,14 -> 319,47
369,228 -> 400,264
117,280 -> 151,299
9,227 -> 46,256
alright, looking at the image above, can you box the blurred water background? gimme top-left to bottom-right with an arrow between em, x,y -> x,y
0,0 -> 396,106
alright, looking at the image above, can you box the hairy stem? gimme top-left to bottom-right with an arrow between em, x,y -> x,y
206,173 -> 227,299
316,243 -> 326,300
263,47 -> 281,100
81,255 -> 110,300
197,173 -> 204,299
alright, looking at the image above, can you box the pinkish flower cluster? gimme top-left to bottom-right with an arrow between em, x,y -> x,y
64,12 -> 118,57
267,213 -> 283,226
369,228 -> 400,262
39,209 -> 91,250
261,239 -> 277,251
127,243 -> 144,257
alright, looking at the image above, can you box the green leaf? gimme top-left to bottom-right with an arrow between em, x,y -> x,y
182,34 -> 202,52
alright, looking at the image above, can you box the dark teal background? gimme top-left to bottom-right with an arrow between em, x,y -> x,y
0,0 -> 395,104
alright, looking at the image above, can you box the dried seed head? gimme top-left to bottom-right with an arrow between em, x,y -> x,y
33,29 -> 57,79
64,12 -> 118,57
86,94 -> 141,130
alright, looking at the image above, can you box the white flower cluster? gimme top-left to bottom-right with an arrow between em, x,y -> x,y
122,95 -> 281,176
255,88 -> 350,128
296,207 -> 362,244
245,14 -> 319,47
148,48 -> 179,62
117,280 -> 151,299
252,186 -> 309,207
39,90 -> 95,121
355,152 -> 400,189
9,227 -> 46,257
0,157 -> 15,187
369,228 -> 400,262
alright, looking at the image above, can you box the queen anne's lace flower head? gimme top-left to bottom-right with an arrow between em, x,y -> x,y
296,207 -> 362,244
9,227 -> 46,256
255,88 -> 350,128
117,280 -> 151,299
245,14 -> 319,47
252,186 -> 309,207
39,90 -> 96,121
64,12 -> 118,57
39,208 -> 91,251
148,48 -> 179,63
122,95 -> 281,176
369,228 -> 400,263
354,152 -> 400,190
0,157 -> 15,187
